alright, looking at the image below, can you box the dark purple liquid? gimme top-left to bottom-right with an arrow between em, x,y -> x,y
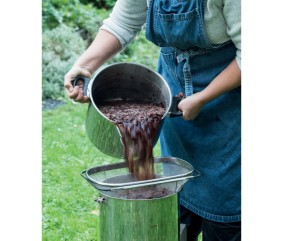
98,101 -> 166,180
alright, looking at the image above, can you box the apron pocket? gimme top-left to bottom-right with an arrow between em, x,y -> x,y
156,8 -> 204,48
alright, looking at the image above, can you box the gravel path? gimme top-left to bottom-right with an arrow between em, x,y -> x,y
42,99 -> 66,111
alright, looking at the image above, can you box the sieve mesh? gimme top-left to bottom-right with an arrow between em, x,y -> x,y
81,157 -> 199,199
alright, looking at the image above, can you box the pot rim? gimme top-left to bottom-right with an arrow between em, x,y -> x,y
87,62 -> 173,122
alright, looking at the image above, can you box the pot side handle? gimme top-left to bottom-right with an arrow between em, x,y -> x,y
72,75 -> 91,96
168,96 -> 183,117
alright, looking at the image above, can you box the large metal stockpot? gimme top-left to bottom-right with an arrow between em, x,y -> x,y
81,157 -> 200,241
74,62 -> 182,158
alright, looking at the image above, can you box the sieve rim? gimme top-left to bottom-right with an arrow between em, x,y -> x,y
85,156 -> 194,189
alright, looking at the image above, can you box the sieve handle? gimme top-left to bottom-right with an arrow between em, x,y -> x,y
186,169 -> 200,179
81,170 -> 99,189
81,170 -> 113,191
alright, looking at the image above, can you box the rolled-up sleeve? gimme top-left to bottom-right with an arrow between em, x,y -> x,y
223,0 -> 241,69
100,0 -> 148,49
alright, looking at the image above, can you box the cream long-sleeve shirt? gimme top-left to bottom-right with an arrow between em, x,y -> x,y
100,0 -> 241,69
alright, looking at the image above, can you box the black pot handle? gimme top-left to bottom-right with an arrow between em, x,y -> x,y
72,75 -> 91,96
168,96 -> 183,117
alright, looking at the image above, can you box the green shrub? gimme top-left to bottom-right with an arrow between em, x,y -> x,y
42,25 -> 85,100
42,0 -> 64,31
80,0 -> 116,9
42,0 -> 104,45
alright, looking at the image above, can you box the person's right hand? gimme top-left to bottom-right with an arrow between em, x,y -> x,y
64,66 -> 92,103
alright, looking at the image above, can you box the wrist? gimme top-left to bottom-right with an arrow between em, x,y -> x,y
195,91 -> 209,106
71,65 -> 93,78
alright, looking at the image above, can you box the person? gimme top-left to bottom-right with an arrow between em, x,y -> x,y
64,0 -> 241,240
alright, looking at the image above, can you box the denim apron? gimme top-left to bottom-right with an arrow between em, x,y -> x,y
145,0 -> 241,222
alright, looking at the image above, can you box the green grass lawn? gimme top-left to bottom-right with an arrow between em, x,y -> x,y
42,101 -> 102,240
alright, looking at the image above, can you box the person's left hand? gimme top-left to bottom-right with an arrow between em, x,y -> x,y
178,92 -> 205,120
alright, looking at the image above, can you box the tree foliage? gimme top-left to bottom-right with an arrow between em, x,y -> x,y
42,25 -> 85,100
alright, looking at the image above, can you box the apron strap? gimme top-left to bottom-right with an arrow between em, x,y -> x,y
177,53 -> 193,97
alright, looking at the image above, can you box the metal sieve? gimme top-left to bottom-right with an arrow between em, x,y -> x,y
81,157 -> 200,199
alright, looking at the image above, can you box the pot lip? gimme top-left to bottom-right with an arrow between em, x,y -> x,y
88,62 -> 173,121
99,190 -> 177,201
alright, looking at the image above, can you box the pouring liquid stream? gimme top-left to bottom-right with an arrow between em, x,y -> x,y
98,100 -> 166,181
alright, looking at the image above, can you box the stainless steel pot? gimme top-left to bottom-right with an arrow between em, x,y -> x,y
80,157 -> 200,241
73,62 -> 182,158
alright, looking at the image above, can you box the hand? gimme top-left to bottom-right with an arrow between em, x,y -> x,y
64,66 -> 92,103
178,92 -> 205,120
